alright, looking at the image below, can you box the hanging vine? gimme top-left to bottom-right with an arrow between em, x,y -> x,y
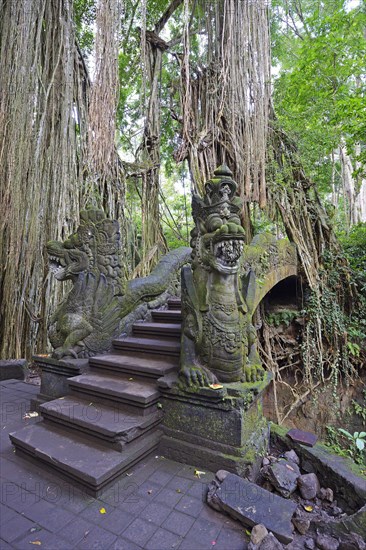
175,0 -> 271,209
260,121 -> 363,425
0,0 -> 86,359
0,0 -> 127,359
86,0 -> 125,220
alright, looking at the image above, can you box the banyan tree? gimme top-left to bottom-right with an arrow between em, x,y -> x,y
0,0 -> 363,426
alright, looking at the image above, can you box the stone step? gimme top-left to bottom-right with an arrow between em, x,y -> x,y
167,298 -> 181,310
151,309 -> 182,323
89,352 -> 178,379
112,336 -> 180,357
10,422 -> 161,496
68,373 -> 160,409
40,396 -> 162,449
132,322 -> 181,339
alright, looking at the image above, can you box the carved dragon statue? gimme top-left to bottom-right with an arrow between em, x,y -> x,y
47,210 -> 125,359
180,165 -> 264,387
47,209 -> 190,359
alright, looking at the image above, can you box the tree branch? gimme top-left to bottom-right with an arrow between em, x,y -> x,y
154,0 -> 184,35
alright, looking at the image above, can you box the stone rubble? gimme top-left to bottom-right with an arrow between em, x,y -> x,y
318,487 -> 334,502
250,524 -> 268,545
284,449 -> 300,465
297,473 -> 320,500
207,442 -> 365,550
262,458 -> 300,497
316,533 -> 340,550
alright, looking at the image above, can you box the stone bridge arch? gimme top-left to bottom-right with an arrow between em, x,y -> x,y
241,233 -> 298,315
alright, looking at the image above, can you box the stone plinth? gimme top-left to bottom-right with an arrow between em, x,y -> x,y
158,373 -> 272,480
31,355 -> 89,410
0,359 -> 28,381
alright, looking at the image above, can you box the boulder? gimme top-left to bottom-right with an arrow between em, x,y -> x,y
216,469 -> 230,482
318,487 -> 334,502
251,524 -> 268,545
298,473 -> 320,500
292,517 -> 310,535
258,533 -> 284,549
316,533 -> 339,550
284,450 -> 300,465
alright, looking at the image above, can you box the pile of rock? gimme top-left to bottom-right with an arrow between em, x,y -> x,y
206,449 -> 366,549
260,449 -> 344,537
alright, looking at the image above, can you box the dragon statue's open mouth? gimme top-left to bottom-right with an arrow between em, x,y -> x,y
208,231 -> 245,274
48,253 -> 67,280
214,237 -> 244,268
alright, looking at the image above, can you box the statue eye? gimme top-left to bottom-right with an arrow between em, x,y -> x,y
206,215 -> 222,231
228,215 -> 241,226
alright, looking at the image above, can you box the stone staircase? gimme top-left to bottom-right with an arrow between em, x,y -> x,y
10,299 -> 181,496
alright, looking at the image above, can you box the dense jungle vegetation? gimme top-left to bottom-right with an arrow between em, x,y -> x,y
0,0 -> 365,431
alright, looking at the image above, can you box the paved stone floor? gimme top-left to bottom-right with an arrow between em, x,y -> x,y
0,380 -> 249,550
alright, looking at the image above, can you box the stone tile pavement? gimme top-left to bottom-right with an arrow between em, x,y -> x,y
0,380 -> 249,549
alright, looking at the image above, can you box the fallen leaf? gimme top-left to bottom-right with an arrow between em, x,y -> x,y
157,403 -> 163,409
194,469 -> 206,478
304,505 -> 313,512
176,489 -> 182,493
29,542 -> 41,546
245,529 -> 251,536
209,384 -> 223,390
128,377 -> 134,381
23,412 -> 39,419
99,507 -> 107,514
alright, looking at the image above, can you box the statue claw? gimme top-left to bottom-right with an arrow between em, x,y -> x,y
179,365 -> 218,388
52,347 -> 78,360
242,364 -> 265,383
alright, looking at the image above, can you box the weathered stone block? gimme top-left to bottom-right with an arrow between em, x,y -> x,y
160,375 -> 271,480
207,473 -> 297,544
0,359 -> 27,381
30,355 -> 89,410
263,459 -> 300,498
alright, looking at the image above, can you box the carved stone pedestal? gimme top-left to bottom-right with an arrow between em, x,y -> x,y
31,355 -> 89,410
158,373 -> 272,480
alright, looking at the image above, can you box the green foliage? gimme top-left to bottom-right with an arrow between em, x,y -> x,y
338,223 -> 366,355
73,0 -> 96,56
339,222 -> 366,275
266,309 -> 297,327
326,425 -> 366,466
326,386 -> 366,467
160,173 -> 193,250
352,393 -> 366,423
271,0 -> 366,202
